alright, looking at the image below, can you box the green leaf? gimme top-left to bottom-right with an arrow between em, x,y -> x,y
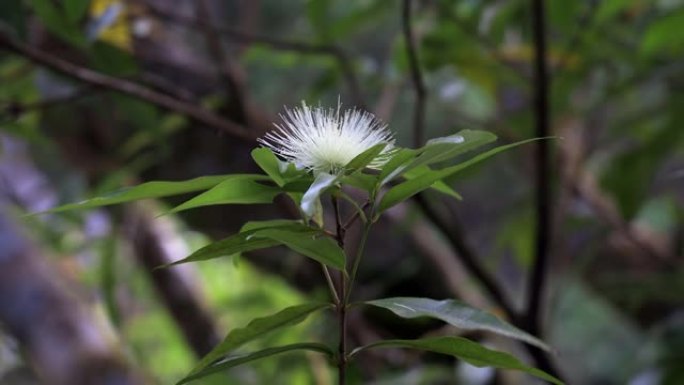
341,172 -> 379,192
403,166 -> 462,200
178,343 -> 333,384
164,232 -> 279,268
378,148 -> 418,185
378,138 -> 544,213
301,172 -> 337,218
164,221 -> 312,268
64,0 -> 90,22
307,0 -> 332,41
595,0 -> 636,22
641,10 -> 684,56
344,143 -> 387,174
241,219 -> 302,232
0,0 -> 27,37
29,0 -> 86,47
351,337 -> 563,385
39,175 -> 233,214
252,147 -> 286,186
365,297 -> 549,351
167,175 -> 279,213
408,130 -> 497,171
377,130 -> 496,188
251,225 -> 346,271
188,303 -> 329,377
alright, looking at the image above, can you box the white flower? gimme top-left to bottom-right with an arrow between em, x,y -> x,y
258,102 -> 395,174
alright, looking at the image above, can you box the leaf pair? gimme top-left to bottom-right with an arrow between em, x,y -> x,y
179,297 -> 563,385
38,174 -> 280,216
178,303 -> 332,385
376,132 -> 546,213
352,337 -> 562,385
166,221 -> 346,271
38,130 -> 530,218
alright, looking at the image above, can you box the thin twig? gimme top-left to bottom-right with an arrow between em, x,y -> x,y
342,200 -> 370,231
0,32 -> 254,141
414,195 -> 516,317
401,0 -> 426,147
345,220 -> 372,305
194,0 -> 248,123
321,264 -> 341,305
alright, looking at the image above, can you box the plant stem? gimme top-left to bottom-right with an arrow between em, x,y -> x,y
331,196 -> 347,385
345,221 -> 372,304
321,264 -> 340,306
337,282 -> 347,385
331,195 -> 375,384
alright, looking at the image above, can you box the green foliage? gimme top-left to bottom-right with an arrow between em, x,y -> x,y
7,1 -> 683,383
351,337 -> 563,385
167,175 -> 280,214
0,0 -> 26,37
63,0 -> 90,23
183,303 -> 329,380
29,0 -> 87,47
249,224 -> 346,271
377,137 -> 545,213
641,10 -> 684,56
167,221 -> 345,271
39,175 -> 234,214
41,127 -> 561,383
366,297 -> 549,351
178,343 -> 333,385
252,147 -> 310,187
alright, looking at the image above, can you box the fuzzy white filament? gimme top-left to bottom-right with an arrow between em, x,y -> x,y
258,102 -> 395,174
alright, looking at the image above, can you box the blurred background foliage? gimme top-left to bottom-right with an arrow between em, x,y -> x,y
0,0 -> 682,384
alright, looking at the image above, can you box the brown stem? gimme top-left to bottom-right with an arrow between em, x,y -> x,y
414,194 -> 516,317
523,0 -> 565,380
337,298 -> 347,385
526,0 -> 552,338
331,196 -> 347,385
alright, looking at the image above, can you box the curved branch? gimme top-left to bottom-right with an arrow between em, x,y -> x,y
0,32 -> 254,142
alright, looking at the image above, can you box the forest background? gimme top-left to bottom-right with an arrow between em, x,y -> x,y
0,0 -> 683,384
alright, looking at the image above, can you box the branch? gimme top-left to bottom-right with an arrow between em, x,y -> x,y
413,195 -> 516,316
146,4 -> 365,108
526,0 -> 552,335
0,32 -> 254,142
401,0 -> 427,147
524,0 -> 565,380
194,0 -> 249,124
124,202 -> 222,357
